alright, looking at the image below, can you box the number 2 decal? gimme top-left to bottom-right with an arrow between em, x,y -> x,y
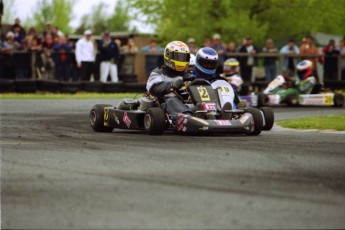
197,86 -> 210,101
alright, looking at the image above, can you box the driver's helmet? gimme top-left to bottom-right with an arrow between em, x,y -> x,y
296,60 -> 313,80
223,58 -> 240,76
195,47 -> 218,75
189,53 -> 196,67
164,41 -> 190,72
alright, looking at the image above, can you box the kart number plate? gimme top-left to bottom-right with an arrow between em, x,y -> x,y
220,86 -> 232,95
197,86 -> 211,101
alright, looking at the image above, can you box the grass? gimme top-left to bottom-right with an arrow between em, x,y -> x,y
0,92 -> 143,99
277,115 -> 345,131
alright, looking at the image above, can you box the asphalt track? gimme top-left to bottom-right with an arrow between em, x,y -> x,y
1,99 -> 345,229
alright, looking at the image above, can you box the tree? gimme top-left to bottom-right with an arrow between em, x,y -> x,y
28,0 -> 75,34
75,0 -> 134,35
130,0 -> 345,46
1,0 -> 16,24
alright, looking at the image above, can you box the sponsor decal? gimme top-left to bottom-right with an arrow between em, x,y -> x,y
182,127 -> 187,132
123,112 -> 131,128
239,114 -> 251,124
199,126 -> 209,131
203,102 -> 217,111
104,108 -> 109,126
177,123 -> 185,132
191,117 -> 209,125
113,113 -> 120,125
183,118 -> 188,124
215,120 -> 232,126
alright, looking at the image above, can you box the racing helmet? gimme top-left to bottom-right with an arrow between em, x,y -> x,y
296,60 -> 313,80
164,41 -> 190,72
189,53 -> 196,67
223,58 -> 240,76
195,47 -> 218,75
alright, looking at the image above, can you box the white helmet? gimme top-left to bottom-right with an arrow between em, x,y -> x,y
164,41 -> 190,72
189,54 -> 196,66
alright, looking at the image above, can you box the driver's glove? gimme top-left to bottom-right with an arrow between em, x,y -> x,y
171,77 -> 184,90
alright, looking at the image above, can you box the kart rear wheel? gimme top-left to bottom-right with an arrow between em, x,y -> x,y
258,93 -> 270,107
260,107 -> 274,131
244,108 -> 263,136
286,94 -> 299,106
89,104 -> 114,132
333,93 -> 344,107
144,108 -> 166,135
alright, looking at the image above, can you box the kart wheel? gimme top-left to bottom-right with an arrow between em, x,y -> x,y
260,107 -> 274,131
286,94 -> 299,106
89,104 -> 114,132
144,108 -> 166,135
258,93 -> 269,107
333,93 -> 344,107
245,108 -> 263,136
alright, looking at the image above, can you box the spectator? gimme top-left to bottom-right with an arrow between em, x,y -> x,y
299,35 -> 319,80
98,31 -> 120,83
53,35 -> 73,81
280,38 -> 300,77
120,38 -> 138,75
25,27 -> 38,45
41,33 -> 55,79
203,38 -> 211,47
141,39 -> 164,78
10,18 -> 26,37
322,39 -> 340,80
262,38 -> 278,82
29,35 -> 44,79
42,23 -> 54,38
237,35 -> 258,82
226,41 -> 237,58
12,23 -> 26,43
0,32 -> 20,79
75,29 -> 96,81
339,39 -> 345,81
211,33 -> 226,74
187,37 -> 198,54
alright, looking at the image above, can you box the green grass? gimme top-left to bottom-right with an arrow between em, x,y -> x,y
277,115 -> 345,131
0,92 -> 143,99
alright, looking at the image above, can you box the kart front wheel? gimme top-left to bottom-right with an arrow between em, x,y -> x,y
258,93 -> 270,107
333,93 -> 344,107
144,108 -> 166,135
260,107 -> 274,131
89,104 -> 114,132
245,108 -> 263,136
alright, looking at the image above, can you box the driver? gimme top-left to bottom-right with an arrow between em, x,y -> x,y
192,47 -> 243,117
146,40 -> 192,115
220,58 -> 244,93
263,60 -> 316,94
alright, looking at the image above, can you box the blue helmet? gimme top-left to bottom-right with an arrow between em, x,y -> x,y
195,47 -> 218,75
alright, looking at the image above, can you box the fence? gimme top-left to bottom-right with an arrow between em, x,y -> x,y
0,51 -> 344,93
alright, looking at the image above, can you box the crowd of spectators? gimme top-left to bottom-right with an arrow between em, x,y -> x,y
186,33 -> 345,82
0,19 -> 139,82
1,18 -> 345,82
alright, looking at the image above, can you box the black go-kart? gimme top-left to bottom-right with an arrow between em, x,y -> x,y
89,78 -> 274,136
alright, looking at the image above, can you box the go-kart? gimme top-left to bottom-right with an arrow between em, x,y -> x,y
89,78 -> 274,135
260,75 -> 344,107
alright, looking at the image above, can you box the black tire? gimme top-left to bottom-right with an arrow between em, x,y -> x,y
89,104 -> 114,132
144,108 -> 166,135
333,93 -> 344,107
244,108 -> 263,136
81,81 -> 103,92
286,93 -> 299,106
15,80 -> 37,93
0,79 -> 15,93
37,79 -> 60,93
258,92 -> 270,107
260,107 -> 274,131
60,81 -> 80,94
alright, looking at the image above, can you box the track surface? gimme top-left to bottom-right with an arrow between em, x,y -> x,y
1,99 -> 345,229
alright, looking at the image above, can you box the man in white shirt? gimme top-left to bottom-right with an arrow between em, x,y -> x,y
75,29 -> 96,81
